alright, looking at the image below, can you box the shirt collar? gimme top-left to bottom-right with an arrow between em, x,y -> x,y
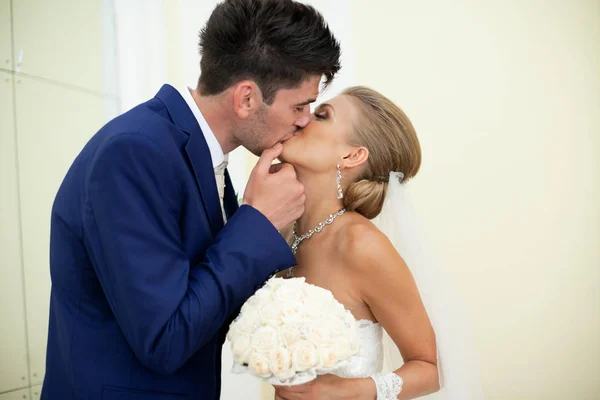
177,85 -> 227,169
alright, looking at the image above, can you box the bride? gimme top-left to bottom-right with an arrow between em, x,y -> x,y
270,86 -> 483,400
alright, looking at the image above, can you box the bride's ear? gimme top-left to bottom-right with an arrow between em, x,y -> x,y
342,146 -> 369,169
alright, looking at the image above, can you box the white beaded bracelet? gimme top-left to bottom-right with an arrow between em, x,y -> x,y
370,372 -> 404,400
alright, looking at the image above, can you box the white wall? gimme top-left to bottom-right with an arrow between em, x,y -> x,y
0,1 -> 118,398
348,1 -> 600,399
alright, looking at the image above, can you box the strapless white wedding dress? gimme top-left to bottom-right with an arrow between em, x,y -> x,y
329,319 -> 385,379
331,320 -> 449,400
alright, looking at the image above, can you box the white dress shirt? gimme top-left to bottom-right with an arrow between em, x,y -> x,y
177,85 -> 228,221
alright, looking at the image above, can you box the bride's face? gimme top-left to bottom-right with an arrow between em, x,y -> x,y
279,94 -> 359,172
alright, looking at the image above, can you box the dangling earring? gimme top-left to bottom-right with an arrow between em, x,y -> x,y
336,164 -> 343,199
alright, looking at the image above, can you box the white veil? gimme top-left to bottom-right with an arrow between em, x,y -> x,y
371,172 -> 485,399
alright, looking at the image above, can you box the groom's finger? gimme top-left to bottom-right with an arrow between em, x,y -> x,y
254,143 -> 283,177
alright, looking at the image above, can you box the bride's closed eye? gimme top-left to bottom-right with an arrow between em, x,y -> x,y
314,110 -> 328,120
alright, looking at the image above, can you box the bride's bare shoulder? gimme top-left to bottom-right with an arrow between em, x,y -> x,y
337,213 -> 401,274
336,214 -> 414,306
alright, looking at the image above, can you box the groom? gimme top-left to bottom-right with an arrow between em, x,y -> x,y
41,0 -> 340,399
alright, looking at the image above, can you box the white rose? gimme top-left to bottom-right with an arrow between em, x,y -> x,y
240,297 -> 259,315
265,277 -> 285,289
302,286 -> 338,320
248,351 -> 272,377
232,335 -> 252,365
258,302 -> 283,327
253,286 -> 273,301
303,284 -> 334,302
280,324 -> 302,347
268,347 -> 294,379
226,316 -> 239,341
248,288 -> 272,306
267,278 -> 298,294
306,324 -> 329,348
286,277 -> 307,286
317,346 -> 338,369
226,324 -> 239,343
299,298 -> 325,321
330,335 -> 352,361
252,326 -> 281,353
234,314 -> 261,337
297,322 -> 311,339
321,317 -> 346,338
289,340 -> 318,372
274,284 -> 305,304
280,301 -> 304,324
242,288 -> 271,312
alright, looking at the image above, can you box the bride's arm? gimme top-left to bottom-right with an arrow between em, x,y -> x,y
274,223 -> 439,400
350,224 -> 440,399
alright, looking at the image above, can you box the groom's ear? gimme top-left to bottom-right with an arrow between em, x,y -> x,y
232,80 -> 262,119
342,146 -> 369,169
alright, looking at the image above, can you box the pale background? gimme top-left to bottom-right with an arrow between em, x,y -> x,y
0,1 -> 598,399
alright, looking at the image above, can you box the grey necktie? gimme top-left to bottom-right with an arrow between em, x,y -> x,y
214,160 -> 228,222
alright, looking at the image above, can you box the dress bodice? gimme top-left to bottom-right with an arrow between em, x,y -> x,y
330,319 -> 384,378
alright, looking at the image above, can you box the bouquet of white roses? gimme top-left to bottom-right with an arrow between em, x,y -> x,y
227,277 -> 361,385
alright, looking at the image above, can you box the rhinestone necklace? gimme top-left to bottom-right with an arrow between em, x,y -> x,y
288,208 -> 346,277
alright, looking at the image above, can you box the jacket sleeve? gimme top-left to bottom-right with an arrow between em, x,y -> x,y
85,133 -> 295,375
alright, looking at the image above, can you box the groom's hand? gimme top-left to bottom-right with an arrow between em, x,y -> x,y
243,143 -> 305,231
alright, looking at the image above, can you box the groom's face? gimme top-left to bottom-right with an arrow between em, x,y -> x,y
241,75 -> 321,156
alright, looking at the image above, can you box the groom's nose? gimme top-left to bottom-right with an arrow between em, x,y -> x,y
295,115 -> 310,129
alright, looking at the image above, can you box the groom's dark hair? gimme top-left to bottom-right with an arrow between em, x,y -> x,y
198,0 -> 341,105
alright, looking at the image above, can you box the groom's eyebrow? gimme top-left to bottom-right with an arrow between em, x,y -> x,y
294,98 -> 317,106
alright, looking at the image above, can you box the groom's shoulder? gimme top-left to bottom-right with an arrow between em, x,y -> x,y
108,97 -> 172,134
97,98 -> 181,152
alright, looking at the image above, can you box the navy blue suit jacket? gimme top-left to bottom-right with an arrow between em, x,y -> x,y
41,84 -> 295,399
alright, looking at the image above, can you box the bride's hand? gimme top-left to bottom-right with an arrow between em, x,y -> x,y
273,374 -> 375,400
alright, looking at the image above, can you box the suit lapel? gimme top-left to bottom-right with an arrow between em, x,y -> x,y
185,131 -> 224,234
155,84 -> 224,235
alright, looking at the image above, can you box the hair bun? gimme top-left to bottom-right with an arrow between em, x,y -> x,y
343,179 -> 388,220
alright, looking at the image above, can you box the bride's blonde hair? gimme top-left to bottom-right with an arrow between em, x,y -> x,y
342,86 -> 421,219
